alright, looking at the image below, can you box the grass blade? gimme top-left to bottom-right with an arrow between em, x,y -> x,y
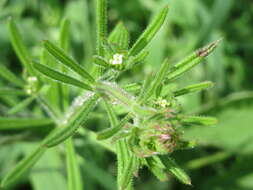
33,62 -> 93,91
43,40 -> 95,83
65,138 -> 83,190
129,5 -> 169,56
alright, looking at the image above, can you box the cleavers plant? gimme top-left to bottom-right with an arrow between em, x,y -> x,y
0,0 -> 220,189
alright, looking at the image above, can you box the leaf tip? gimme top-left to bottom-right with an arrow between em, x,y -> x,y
197,39 -> 222,57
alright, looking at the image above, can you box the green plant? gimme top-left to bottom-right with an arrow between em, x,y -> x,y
0,0 -> 220,189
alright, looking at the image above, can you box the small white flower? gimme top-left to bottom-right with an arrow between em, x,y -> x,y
110,53 -> 124,65
156,97 -> 168,108
27,76 -> 38,82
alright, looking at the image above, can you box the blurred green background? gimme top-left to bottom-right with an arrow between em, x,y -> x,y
1,0 -> 253,190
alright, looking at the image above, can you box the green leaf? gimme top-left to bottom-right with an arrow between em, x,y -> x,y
97,113 -> 131,140
33,62 -> 93,91
0,88 -> 26,96
123,83 -> 141,93
119,155 -> 139,190
42,94 -> 99,147
96,0 -> 108,56
143,58 -> 171,101
108,22 -> 129,50
166,39 -> 221,81
146,157 -> 168,181
8,18 -> 35,75
65,139 -> 83,190
174,81 -> 214,97
0,146 -> 46,189
7,96 -> 35,115
129,5 -> 169,56
126,51 -> 149,69
0,65 -> 25,87
103,99 -> 118,126
0,118 -> 54,130
138,73 -> 154,101
182,116 -> 218,126
93,55 -> 110,68
159,155 -> 191,185
59,18 -> 70,51
116,139 -> 131,189
43,40 -> 95,83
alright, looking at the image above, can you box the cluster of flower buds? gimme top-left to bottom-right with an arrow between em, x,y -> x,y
130,119 -> 181,158
25,76 -> 39,94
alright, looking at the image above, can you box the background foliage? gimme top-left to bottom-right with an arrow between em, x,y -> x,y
0,0 -> 253,190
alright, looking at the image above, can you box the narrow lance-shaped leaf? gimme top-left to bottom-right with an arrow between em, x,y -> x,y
103,99 -> 118,126
129,6 -> 169,56
42,94 -> 99,147
146,156 -> 168,181
126,51 -> 149,69
0,117 -> 54,130
33,62 -> 93,91
7,96 -> 35,115
0,146 -> 46,189
101,99 -> 132,190
116,139 -> 131,190
137,72 -> 154,101
166,39 -> 221,82
97,113 -> 131,140
143,58 -> 171,101
8,18 -> 35,75
96,0 -> 108,56
0,65 -> 25,87
65,139 -> 83,190
159,155 -> 191,185
93,55 -> 110,68
123,83 -> 141,93
43,40 -> 95,83
182,116 -> 218,126
174,81 -> 214,97
108,22 -> 129,50
119,155 -> 139,190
